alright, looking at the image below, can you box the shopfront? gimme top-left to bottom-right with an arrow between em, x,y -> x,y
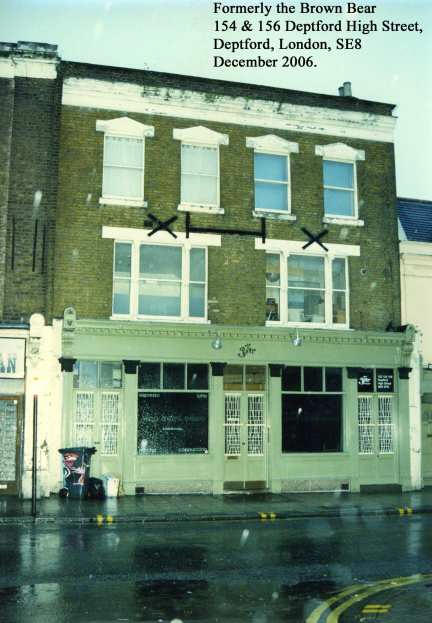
60,320 -> 416,494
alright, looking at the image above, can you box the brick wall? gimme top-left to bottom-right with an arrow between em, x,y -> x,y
1,74 -> 62,322
53,105 -> 400,330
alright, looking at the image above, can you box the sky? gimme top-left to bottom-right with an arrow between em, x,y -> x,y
1,0 -> 431,200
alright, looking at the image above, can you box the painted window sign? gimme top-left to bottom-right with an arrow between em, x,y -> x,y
0,338 -> 25,379
376,369 -> 394,393
357,369 -> 374,392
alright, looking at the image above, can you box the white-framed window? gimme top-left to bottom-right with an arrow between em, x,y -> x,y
246,135 -> 298,220
264,251 -> 349,328
96,117 -> 154,207
315,143 -> 365,225
173,125 -> 229,214
103,226 -> 221,322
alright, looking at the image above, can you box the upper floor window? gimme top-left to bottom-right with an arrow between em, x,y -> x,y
96,117 -> 154,208
102,226 -> 221,322
173,125 -> 229,215
247,135 -> 298,220
265,252 -> 349,328
315,142 -> 365,225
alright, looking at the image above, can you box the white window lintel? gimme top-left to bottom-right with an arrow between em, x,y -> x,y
102,225 -> 221,247
256,237 -> 360,257
246,134 -> 299,155
315,142 -> 365,161
173,125 -> 228,146
96,116 -> 155,138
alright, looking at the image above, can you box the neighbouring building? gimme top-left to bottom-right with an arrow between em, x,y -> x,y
0,41 -> 420,497
399,197 -> 432,486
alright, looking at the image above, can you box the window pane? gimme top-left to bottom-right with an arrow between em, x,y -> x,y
282,366 -> 301,391
182,173 -> 217,205
223,365 -> 243,391
163,363 -> 185,389
137,393 -> 208,455
245,366 -> 266,391
288,289 -> 325,323
332,258 -> 346,290
114,243 -> 131,277
282,395 -> 342,452
138,281 -> 181,316
325,368 -> 342,392
190,248 -> 205,282
113,278 -> 130,315
138,363 -> 161,389
73,361 -> 98,389
304,367 -> 323,391
288,256 -> 325,289
187,364 -> 209,390
100,362 -> 122,388
140,245 -> 181,280
266,288 -> 280,321
103,166 -> 142,198
189,284 -> 205,317
255,181 -> 287,212
324,188 -> 354,217
105,136 -> 143,167
255,153 -> 287,181
266,254 -> 280,286
323,161 -> 353,188
333,292 -> 346,324
182,144 -> 217,175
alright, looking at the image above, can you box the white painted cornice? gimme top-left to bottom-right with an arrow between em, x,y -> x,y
255,237 -> 360,257
62,77 -> 396,143
96,116 -> 154,138
0,57 -> 58,79
246,134 -> 299,154
102,225 -> 221,247
173,125 -> 228,145
315,142 -> 365,161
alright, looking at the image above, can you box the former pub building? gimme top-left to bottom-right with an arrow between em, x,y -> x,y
1,42 -> 419,497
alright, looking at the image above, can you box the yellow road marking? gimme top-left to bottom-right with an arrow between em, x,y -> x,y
305,584 -> 365,623
259,512 -> 267,519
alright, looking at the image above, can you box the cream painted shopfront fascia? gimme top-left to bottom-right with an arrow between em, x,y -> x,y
60,320 -> 416,495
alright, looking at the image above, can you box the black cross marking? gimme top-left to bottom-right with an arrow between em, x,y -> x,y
301,227 -> 329,252
145,213 -> 178,239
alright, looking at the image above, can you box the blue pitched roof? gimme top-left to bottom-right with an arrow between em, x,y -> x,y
398,198 -> 432,242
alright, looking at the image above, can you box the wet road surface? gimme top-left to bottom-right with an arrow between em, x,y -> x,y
0,514 -> 431,622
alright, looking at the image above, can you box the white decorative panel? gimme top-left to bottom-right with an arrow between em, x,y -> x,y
0,401 -> 17,481
74,391 -> 95,446
101,392 -> 120,455
224,394 -> 241,455
378,396 -> 393,454
358,396 -> 374,454
247,395 -> 264,456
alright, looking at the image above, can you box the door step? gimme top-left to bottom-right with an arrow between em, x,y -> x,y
224,480 -> 268,493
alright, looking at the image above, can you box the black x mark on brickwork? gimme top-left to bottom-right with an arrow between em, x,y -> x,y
145,213 -> 178,238
301,227 -> 329,252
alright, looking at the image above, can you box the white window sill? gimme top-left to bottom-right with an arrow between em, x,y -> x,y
265,321 -> 350,330
177,203 -> 224,215
111,315 -> 210,324
323,216 -> 364,227
99,197 -> 148,208
253,210 -> 296,222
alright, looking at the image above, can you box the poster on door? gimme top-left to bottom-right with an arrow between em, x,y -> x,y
0,338 -> 25,379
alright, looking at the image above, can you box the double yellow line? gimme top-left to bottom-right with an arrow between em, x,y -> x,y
306,573 -> 432,622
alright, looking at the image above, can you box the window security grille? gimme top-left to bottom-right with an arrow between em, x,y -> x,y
247,395 -> 264,456
224,394 -> 241,455
74,392 -> 95,446
378,396 -> 393,454
101,392 -> 120,455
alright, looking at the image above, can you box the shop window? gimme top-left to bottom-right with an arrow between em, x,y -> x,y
72,361 -> 122,456
282,366 -> 343,453
357,369 -> 395,455
137,362 -> 209,455
266,253 -> 349,327
112,242 -> 207,322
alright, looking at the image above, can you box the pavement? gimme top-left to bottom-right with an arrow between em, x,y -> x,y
1,487 -> 432,525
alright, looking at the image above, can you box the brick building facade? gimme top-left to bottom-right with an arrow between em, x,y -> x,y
0,42 -> 420,497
